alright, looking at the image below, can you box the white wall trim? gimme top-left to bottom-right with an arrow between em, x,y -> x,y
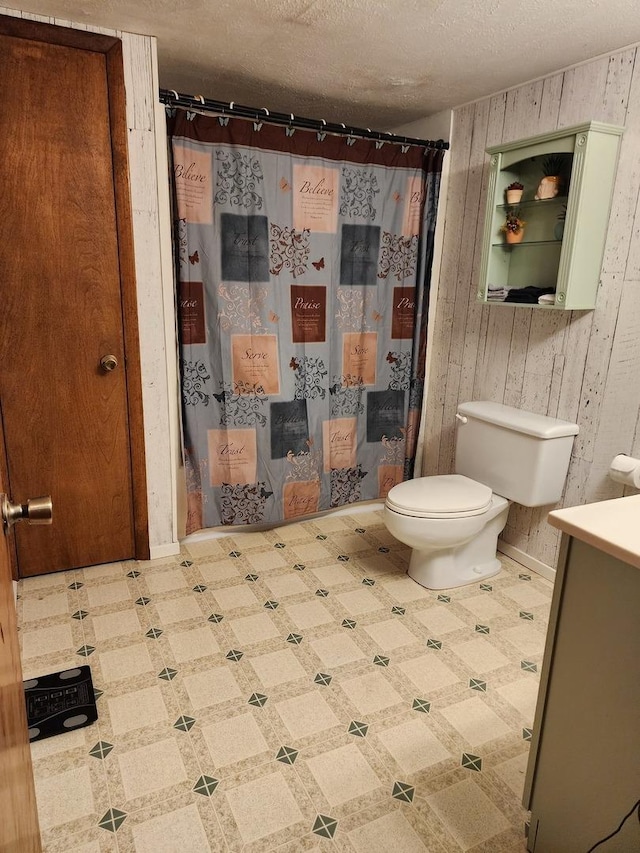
148,542 -> 182,560
498,540 -> 556,583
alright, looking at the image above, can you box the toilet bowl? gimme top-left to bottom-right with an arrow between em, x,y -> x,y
383,401 -> 579,590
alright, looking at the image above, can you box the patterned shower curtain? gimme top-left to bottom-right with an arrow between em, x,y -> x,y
167,108 -> 443,533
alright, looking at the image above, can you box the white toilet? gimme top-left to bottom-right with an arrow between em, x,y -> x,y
384,401 -> 579,590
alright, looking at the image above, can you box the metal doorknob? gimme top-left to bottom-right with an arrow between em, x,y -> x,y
1,494 -> 53,529
100,354 -> 118,371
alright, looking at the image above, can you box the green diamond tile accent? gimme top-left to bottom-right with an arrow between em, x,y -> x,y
521,660 -> 538,672
426,639 -> 442,650
193,584 -> 207,593
523,727 -> 533,741
89,741 -> 114,759
180,560 -> 193,567
519,573 -> 532,581
437,594 -> 451,603
461,752 -> 482,772
93,688 -> 104,701
348,720 -> 369,737
274,542 -> 286,549
469,678 -> 487,692
228,550 -> 242,557
126,569 -> 141,578
520,611 -> 534,620
392,781 -> 415,802
226,649 -> 244,662
316,534 -> 327,540
286,633 -> 303,645
77,645 -> 95,657
72,610 -> 88,620
342,619 -> 357,629
193,775 -> 219,796
475,624 -> 490,635
158,667 -> 177,681
314,672 -> 332,686
315,588 -> 329,597
135,596 -> 151,606
362,578 -> 375,586
68,581 -> 83,590
293,563 -> 306,570
378,546 -> 390,553
248,692 -> 268,707
412,698 -> 431,713
245,573 -> 259,582
391,605 -> 406,616
208,613 -> 224,623
373,655 -> 390,667
98,809 -> 127,832
264,600 -> 279,610
337,554 -> 350,562
146,627 -> 163,639
174,715 -> 196,732
275,745 -> 299,765
355,527 -> 366,533
312,814 -> 338,839
479,583 -> 493,591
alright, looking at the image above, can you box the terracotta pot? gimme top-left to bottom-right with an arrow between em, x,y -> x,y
505,229 -> 524,244
506,189 -> 523,204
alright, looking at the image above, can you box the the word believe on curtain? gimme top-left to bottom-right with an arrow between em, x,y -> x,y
167,108 -> 443,533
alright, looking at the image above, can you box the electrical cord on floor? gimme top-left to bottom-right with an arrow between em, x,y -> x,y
586,799 -> 640,852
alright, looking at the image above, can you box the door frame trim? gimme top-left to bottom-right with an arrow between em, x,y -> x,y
0,15 -> 150,564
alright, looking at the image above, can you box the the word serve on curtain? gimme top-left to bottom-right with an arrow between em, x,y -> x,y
167,108 -> 443,533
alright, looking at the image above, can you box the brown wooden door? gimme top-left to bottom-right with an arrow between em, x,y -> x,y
0,407 -> 42,853
0,17 -> 149,577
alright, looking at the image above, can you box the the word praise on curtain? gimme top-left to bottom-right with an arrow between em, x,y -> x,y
167,108 -> 443,533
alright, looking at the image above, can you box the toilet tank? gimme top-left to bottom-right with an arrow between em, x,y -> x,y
455,401 -> 579,506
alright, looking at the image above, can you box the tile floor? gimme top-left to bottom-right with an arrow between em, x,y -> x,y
17,509 -> 553,852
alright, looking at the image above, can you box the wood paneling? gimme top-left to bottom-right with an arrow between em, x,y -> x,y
425,46 -> 640,570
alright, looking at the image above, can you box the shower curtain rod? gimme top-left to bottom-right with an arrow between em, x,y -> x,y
159,88 -> 449,150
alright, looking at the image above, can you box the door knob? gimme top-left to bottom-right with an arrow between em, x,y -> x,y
1,494 -> 53,529
100,354 -> 118,371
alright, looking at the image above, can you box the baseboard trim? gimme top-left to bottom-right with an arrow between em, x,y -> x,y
497,540 -> 556,583
149,542 -> 181,560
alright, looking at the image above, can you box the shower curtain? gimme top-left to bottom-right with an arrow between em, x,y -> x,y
167,108 -> 443,533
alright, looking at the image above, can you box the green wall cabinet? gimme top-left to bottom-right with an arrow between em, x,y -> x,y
478,122 -> 624,309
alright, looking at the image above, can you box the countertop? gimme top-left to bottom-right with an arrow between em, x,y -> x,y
548,494 -> 640,570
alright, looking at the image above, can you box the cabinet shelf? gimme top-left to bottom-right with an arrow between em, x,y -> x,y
478,122 -> 623,310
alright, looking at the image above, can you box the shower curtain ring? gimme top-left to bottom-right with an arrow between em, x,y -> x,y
169,89 -> 179,100
229,102 -> 234,111
262,107 -> 269,116
195,94 -> 205,105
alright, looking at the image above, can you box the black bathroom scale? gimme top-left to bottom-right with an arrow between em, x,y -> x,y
24,665 -> 98,742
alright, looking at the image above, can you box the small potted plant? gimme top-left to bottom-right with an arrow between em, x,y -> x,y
500,208 -> 526,244
506,181 -> 524,204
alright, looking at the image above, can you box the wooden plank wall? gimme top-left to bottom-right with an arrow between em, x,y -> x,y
425,47 -> 640,569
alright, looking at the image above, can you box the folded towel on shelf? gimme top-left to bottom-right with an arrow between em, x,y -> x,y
538,293 -> 556,305
487,285 -> 509,301
504,286 -> 556,304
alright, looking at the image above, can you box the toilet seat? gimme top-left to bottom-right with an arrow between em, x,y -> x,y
386,474 -> 493,519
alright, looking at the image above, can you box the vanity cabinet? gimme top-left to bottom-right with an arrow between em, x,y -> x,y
478,122 -> 623,309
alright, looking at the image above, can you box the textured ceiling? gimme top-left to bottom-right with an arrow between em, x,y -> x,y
9,0 -> 640,128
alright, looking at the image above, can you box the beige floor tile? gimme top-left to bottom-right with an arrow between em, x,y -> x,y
108,685 -> 168,734
183,666 -> 242,709
306,742 -> 381,806
497,678 -> 539,720
117,737 -> 187,801
91,609 -> 142,641
198,560 -> 240,582
378,718 -> 451,774
340,671 -> 403,714
153,595 -> 204,624
450,638 -> 510,673
21,592 -> 70,622
309,564 -> 354,586
382,577 -> 430,603
168,626 -> 220,662
30,726 -> 87,761
263,573 -> 309,598
495,751 -> 529,798
35,766 -> 94,830
310,633 -> 367,667
313,515 -> 351,532
290,542 -> 332,561
225,770 -> 303,844
245,550 -> 288,572
336,588 -> 383,615
249,648 -> 307,688
398,654 -> 460,693
363,618 -> 417,650
145,569 -> 188,594
414,606 -> 467,635
229,612 -> 280,645
229,530 -> 270,549
275,691 -> 341,739
332,533 -> 372,553
20,572 -> 68,592
184,536 -> 226,558
132,803 -> 211,853
22,624 -> 74,659
285,600 -> 334,629
99,642 -> 153,682
348,810 -> 430,853
86,580 -> 131,608
83,561 -> 125,580
427,778 -> 510,851
500,583 -> 551,608
500,624 -> 546,656
212,584 -> 259,611
440,696 -> 510,746
202,711 -> 269,766
458,594 -> 509,620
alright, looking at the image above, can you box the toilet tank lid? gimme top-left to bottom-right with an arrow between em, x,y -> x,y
457,401 -> 579,439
